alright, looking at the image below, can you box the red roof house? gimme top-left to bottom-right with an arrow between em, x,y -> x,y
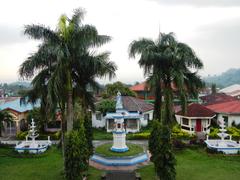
175,103 -> 215,134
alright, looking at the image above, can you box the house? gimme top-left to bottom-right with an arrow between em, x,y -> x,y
200,93 -> 237,105
219,84 -> 240,99
0,97 -> 40,134
92,94 -> 154,132
206,100 -> 240,127
175,103 -> 216,134
129,82 -> 153,100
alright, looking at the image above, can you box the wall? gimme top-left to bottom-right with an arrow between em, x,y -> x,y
216,113 -> 240,127
92,112 -> 106,128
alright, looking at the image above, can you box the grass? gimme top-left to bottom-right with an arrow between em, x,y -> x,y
1,146 -> 240,180
137,148 -> 240,180
0,146 -> 101,180
93,128 -> 112,140
95,143 -> 144,157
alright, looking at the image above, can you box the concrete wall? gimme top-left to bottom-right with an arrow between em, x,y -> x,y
92,112 -> 106,128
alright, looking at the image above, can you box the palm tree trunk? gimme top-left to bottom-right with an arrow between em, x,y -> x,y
153,79 -> 162,121
66,70 -> 73,131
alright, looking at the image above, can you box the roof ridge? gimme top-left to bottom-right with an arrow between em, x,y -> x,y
130,96 -> 143,112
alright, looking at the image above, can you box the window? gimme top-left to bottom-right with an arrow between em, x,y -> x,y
182,118 -> 189,125
96,112 -> 102,121
223,116 -> 228,126
144,114 -> 150,120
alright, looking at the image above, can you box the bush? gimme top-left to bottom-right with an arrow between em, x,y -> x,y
172,139 -> 186,150
127,132 -> 150,140
64,124 -> 88,180
171,124 -> 192,140
208,127 -> 219,139
227,127 -> 240,140
16,131 -> 28,140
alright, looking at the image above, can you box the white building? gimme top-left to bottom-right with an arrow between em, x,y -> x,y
92,95 -> 154,132
206,100 -> 240,127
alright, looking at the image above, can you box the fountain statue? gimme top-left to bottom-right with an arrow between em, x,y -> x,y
205,118 -> 240,154
15,119 -> 51,154
111,92 -> 129,152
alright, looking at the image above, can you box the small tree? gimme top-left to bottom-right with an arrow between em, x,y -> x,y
96,99 -> 116,116
0,111 -> 13,137
150,122 -> 176,180
64,122 -> 88,180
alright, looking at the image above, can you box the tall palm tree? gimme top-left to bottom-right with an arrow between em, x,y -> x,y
0,111 -> 13,137
129,32 -> 204,123
20,8 -> 116,131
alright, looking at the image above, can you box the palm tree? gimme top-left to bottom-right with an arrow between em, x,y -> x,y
20,8 -> 116,131
0,111 -> 13,137
129,32 -> 204,123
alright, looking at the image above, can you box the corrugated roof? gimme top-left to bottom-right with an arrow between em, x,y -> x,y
176,103 -> 215,117
122,96 -> 153,113
219,84 -> 240,94
0,97 -> 40,113
206,100 -> 240,114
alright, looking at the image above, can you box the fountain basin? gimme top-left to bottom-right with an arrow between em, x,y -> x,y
15,141 -> 51,154
90,153 -> 148,166
205,140 -> 240,154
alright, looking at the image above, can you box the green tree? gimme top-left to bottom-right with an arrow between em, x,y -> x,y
102,81 -> 136,98
64,123 -> 88,180
152,122 -> 176,180
20,8 -> 116,132
0,111 -> 13,137
129,32 -> 203,123
96,99 -> 116,116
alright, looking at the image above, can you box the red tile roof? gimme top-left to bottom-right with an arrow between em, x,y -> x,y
206,100 -> 240,114
130,82 -> 149,92
130,81 -> 177,92
176,103 -> 215,117
200,93 -> 237,105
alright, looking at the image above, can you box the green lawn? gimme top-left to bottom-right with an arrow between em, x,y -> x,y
137,148 -> 240,180
0,146 -> 101,180
95,143 -> 144,157
1,146 -> 240,180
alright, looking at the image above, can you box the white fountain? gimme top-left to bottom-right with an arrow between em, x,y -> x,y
205,118 -> 240,154
15,119 -> 51,154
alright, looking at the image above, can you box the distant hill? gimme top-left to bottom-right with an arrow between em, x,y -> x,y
204,68 -> 240,88
8,81 -> 31,88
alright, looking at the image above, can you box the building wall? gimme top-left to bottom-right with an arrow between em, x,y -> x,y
92,111 -> 106,128
216,113 -> 240,127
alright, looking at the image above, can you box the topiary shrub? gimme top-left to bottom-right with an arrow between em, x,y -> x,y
64,123 -> 88,180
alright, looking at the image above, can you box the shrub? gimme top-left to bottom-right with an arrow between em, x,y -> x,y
127,132 -> 150,140
16,131 -> 28,140
171,124 -> 192,140
64,124 -> 88,180
172,139 -> 186,150
150,122 -> 176,180
208,127 -> 219,139
227,127 -> 240,140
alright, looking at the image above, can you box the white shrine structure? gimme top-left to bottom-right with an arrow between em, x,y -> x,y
109,92 -> 137,152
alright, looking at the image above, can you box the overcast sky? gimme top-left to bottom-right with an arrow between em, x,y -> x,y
0,0 -> 240,84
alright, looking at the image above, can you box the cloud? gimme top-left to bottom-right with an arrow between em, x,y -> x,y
0,24 -> 28,46
188,18 -> 240,75
150,0 -> 240,7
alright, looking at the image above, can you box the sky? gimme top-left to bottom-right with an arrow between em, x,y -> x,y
0,0 -> 240,84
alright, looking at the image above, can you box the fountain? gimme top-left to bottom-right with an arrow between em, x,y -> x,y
15,119 -> 51,154
205,118 -> 240,154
